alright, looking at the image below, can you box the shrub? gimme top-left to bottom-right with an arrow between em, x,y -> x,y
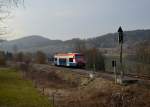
35,51 -> 47,64
84,48 -> 105,71
135,41 -> 150,64
0,51 -> 6,65
74,40 -> 105,71
14,52 -> 24,62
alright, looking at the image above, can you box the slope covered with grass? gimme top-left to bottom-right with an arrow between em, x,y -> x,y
0,68 -> 51,107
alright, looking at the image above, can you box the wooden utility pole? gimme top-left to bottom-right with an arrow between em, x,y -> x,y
118,26 -> 124,83
120,40 -> 124,79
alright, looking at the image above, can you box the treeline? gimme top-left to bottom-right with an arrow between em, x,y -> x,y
135,41 -> 150,64
0,50 -> 47,66
127,41 -> 150,75
134,41 -> 150,75
74,40 -> 105,71
0,47 -> 105,72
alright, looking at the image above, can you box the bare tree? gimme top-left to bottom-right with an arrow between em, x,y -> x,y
0,0 -> 24,36
15,52 -> 24,62
85,48 -> 105,71
73,39 -> 87,53
136,41 -> 150,64
35,51 -> 47,64
0,50 -> 6,65
12,44 -> 18,53
74,41 -> 105,71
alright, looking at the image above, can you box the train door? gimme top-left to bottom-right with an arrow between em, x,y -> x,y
66,58 -> 70,66
59,58 -> 67,66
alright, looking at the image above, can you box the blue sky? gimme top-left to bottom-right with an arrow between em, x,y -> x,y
6,0 -> 150,40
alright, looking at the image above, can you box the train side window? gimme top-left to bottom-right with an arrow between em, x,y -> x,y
69,58 -> 73,62
54,58 -> 57,61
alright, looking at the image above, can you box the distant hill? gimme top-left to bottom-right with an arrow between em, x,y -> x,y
87,29 -> 150,48
0,35 -> 72,54
0,29 -> 150,54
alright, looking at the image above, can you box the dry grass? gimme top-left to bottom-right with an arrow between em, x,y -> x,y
25,66 -> 83,89
60,82 -> 150,107
22,64 -> 150,107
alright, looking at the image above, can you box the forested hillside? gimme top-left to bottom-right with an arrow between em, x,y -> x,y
0,29 -> 150,54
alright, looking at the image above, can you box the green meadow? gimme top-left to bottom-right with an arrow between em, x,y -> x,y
0,68 -> 51,107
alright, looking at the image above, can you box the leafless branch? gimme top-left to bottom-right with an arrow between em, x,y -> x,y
0,0 -> 24,38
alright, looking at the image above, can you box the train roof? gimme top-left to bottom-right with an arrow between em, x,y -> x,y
55,53 -> 83,56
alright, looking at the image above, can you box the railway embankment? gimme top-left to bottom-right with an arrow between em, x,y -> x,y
21,64 -> 150,107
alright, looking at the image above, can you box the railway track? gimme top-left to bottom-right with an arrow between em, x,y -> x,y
69,68 -> 150,81
126,74 -> 150,81
34,64 -> 150,81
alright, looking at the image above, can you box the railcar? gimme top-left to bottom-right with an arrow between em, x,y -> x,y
54,53 -> 85,67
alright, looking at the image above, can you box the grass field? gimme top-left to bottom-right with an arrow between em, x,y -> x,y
0,68 -> 51,107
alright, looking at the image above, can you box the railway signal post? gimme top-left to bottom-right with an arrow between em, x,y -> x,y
118,26 -> 124,84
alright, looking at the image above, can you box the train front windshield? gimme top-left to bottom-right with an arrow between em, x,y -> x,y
75,54 -> 84,59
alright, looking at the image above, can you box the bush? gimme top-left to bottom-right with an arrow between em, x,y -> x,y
23,52 -> 33,63
35,51 -> 47,64
0,51 -> 6,65
130,41 -> 150,75
14,52 -> 24,62
84,48 -> 105,71
135,41 -> 150,64
5,52 -> 13,61
74,40 -> 105,71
